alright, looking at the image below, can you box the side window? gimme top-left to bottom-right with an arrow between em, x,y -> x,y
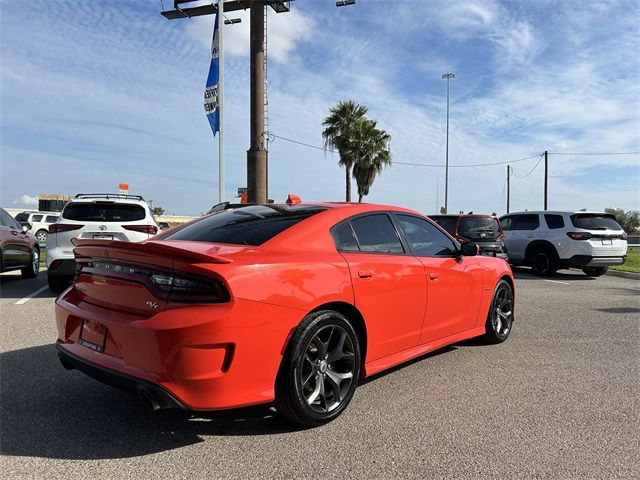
544,214 -> 564,229
331,222 -> 359,252
45,215 -> 59,223
349,214 -> 404,254
500,216 -> 512,231
395,214 -> 457,257
31,214 -> 43,222
0,210 -> 19,229
511,214 -> 540,231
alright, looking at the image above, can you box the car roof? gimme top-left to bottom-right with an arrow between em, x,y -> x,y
430,214 -> 497,218
67,198 -> 149,206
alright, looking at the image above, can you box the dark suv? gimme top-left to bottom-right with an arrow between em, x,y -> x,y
430,214 -> 507,259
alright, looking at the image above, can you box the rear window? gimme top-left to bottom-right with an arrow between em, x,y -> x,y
430,216 -> 456,234
570,214 -> 622,231
160,205 -> 327,246
62,203 -> 146,222
457,217 -> 500,241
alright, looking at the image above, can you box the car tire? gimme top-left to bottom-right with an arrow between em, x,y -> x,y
275,310 -> 361,427
582,267 -> 608,277
530,248 -> 558,276
35,230 -> 48,243
21,249 -> 40,278
48,274 -> 72,293
483,279 -> 514,344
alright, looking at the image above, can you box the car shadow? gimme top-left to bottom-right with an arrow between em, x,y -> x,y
511,266 -> 597,281
0,344 -> 302,460
0,273 -> 57,299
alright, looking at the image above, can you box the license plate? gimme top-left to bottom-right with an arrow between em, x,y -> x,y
79,320 -> 107,352
92,234 -> 113,240
602,239 -> 613,245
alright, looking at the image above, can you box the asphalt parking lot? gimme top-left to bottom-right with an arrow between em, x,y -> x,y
1,269 -> 638,479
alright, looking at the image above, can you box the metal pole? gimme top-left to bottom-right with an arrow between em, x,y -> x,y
218,0 -> 225,203
544,150 -> 548,210
442,73 -> 454,214
506,165 -> 510,214
247,2 -> 267,204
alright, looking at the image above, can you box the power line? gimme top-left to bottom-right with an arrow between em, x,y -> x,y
270,133 -> 542,169
511,155 -> 544,178
548,152 -> 640,156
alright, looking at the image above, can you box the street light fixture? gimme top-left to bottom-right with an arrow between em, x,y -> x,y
442,72 -> 455,214
336,0 -> 355,6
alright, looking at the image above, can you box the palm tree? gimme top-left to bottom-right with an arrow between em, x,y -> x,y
322,100 -> 368,202
351,119 -> 392,202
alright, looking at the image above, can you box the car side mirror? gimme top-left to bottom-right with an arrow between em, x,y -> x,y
460,242 -> 479,256
22,223 -> 32,233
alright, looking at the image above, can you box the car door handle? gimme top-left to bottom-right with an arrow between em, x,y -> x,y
358,269 -> 374,278
429,273 -> 439,280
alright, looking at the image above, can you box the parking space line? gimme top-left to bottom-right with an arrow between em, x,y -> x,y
15,286 -> 49,305
515,273 -> 571,285
543,279 -> 570,285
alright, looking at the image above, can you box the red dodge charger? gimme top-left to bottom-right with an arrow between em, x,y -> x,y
55,201 -> 514,426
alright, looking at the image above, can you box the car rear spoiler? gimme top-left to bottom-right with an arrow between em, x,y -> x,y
71,238 -> 233,264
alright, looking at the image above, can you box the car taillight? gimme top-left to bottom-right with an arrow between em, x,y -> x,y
566,232 -> 592,240
150,273 -> 229,303
49,224 -> 83,234
123,225 -> 158,235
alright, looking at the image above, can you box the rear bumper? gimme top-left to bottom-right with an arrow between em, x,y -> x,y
562,255 -> 626,268
55,288 -> 304,410
476,242 -> 508,259
57,345 -> 185,410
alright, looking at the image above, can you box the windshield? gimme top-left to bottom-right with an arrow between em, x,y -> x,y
15,213 -> 29,222
159,204 -> 328,246
62,203 -> 146,222
570,214 -> 622,231
458,217 -> 501,241
430,216 -> 456,234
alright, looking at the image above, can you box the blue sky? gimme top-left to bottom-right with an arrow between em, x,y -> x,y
1,0 -> 639,215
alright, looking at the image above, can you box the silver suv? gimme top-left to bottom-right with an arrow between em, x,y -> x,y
499,211 -> 627,277
46,194 -> 158,292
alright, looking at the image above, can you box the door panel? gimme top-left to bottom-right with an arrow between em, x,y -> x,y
341,253 -> 427,361
418,257 -> 483,343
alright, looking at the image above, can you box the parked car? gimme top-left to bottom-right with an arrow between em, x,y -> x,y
499,210 -> 627,276
430,214 -> 508,259
14,211 -> 60,243
46,194 -> 158,292
158,221 -> 171,231
0,207 -> 40,278
55,201 -> 514,427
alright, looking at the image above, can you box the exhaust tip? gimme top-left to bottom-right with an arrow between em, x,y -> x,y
139,391 -> 162,411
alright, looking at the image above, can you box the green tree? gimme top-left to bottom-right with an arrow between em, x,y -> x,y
605,208 -> 640,232
322,100 -> 368,202
152,206 -> 165,216
351,118 -> 392,202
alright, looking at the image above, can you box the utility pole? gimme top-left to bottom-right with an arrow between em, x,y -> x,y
442,73 -> 455,214
248,3 -> 267,203
506,165 -> 510,214
218,0 -> 225,203
544,150 -> 548,210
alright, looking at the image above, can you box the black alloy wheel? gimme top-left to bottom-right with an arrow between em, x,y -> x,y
531,249 -> 558,276
484,279 -> 514,344
275,310 -> 360,427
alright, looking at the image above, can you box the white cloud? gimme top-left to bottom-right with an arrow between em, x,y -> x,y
185,9 -> 315,64
13,194 -> 38,207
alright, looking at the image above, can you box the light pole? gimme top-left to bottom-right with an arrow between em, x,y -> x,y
442,72 -> 455,214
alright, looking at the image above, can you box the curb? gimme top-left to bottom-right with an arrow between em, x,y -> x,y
607,269 -> 640,280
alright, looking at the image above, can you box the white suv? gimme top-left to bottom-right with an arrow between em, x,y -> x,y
15,211 -> 60,243
46,194 -> 158,292
499,210 -> 627,277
